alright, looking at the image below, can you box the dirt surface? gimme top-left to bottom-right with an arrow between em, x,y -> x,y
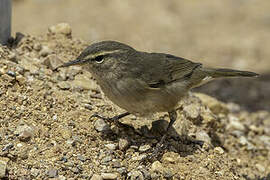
0,0 -> 269,179
0,25 -> 269,180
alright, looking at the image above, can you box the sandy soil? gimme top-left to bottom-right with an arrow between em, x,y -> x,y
0,0 -> 269,179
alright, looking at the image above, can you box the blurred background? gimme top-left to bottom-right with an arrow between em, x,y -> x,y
13,0 -> 270,111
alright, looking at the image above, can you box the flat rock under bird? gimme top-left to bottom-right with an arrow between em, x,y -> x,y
58,41 -> 258,148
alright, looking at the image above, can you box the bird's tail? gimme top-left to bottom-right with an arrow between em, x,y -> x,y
201,68 -> 259,78
189,67 -> 259,88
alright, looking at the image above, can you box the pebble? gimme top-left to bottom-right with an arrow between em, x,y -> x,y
102,156 -> 112,163
101,172 -> 118,179
118,138 -> 130,150
116,167 -> 127,175
48,23 -> 72,36
77,154 -> 86,162
16,75 -> 26,85
6,70 -> 16,77
18,130 -> 32,142
138,144 -> 151,152
57,81 -> 71,90
128,170 -> 144,179
2,143 -> 14,151
0,157 -> 9,178
94,119 -> 110,133
239,136 -> 248,145
227,116 -> 245,131
47,168 -> 58,178
42,54 -> 63,70
105,144 -> 117,150
39,46 -> 52,57
183,103 -> 200,119
131,154 -> 147,161
91,174 -> 103,180
151,161 -> 163,173
214,147 -> 224,154
84,103 -> 93,110
255,163 -> 265,172
71,75 -> 99,91
196,130 -> 212,145
30,168 -> 40,177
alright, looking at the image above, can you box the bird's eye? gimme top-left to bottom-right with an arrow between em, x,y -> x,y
94,55 -> 104,64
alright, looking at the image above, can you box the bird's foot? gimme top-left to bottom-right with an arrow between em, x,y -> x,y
90,112 -> 142,136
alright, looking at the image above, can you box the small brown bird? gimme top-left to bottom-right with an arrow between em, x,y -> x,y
58,41 -> 258,147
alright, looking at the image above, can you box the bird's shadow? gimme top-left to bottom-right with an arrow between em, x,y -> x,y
100,117 -> 203,161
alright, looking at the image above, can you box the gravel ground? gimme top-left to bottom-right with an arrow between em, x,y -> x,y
0,25 -> 269,179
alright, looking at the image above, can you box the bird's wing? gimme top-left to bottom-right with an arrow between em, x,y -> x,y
139,53 -> 202,88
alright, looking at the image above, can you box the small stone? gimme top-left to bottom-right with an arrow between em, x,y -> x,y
102,156 -> 112,163
18,130 -> 32,142
57,81 -> 71,90
16,75 -> 26,85
91,174 -> 102,180
239,136 -> 248,146
128,170 -> 144,179
151,161 -> 163,173
183,103 -> 200,119
60,128 -> 72,139
101,172 -> 118,179
58,175 -> 67,180
70,74 -> 99,91
196,130 -> 212,145
30,168 -> 40,177
214,147 -> 224,154
42,54 -> 63,70
139,144 -> 151,152
48,23 -> 72,36
84,103 -> 93,110
2,143 -> 14,151
77,154 -> 86,162
94,119 -> 110,132
118,138 -> 130,151
227,116 -> 245,131
47,168 -> 58,178
8,52 -> 16,62
33,43 -> 42,51
6,70 -> 16,77
255,164 -> 265,172
0,157 -> 9,178
116,167 -> 127,175
40,46 -> 52,57
131,154 -> 147,161
195,93 -> 228,115
105,144 -> 117,150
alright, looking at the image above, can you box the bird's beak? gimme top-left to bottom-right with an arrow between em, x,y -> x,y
57,59 -> 87,69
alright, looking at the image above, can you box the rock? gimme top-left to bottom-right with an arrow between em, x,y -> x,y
60,128 -> 72,139
19,57 -> 39,73
116,167 -> 127,175
70,74 -> 99,91
94,119 -> 110,132
2,143 -> 14,151
30,168 -> 40,177
131,154 -> 147,161
255,163 -> 265,172
214,147 -> 224,154
33,43 -> 42,51
84,103 -> 93,110
42,54 -> 63,70
6,70 -> 16,77
0,157 -> 9,178
39,46 -> 53,57
196,130 -> 212,145
91,174 -> 103,180
101,172 -> 118,179
18,130 -> 32,142
57,81 -> 71,90
48,23 -> 72,36
47,168 -> 58,178
118,138 -> 130,151
239,136 -> 248,146
101,156 -> 112,163
105,144 -> 117,150
128,170 -> 144,179
183,103 -> 200,119
15,124 -> 34,141
151,161 -> 163,173
16,75 -> 26,85
194,93 -> 228,115
227,116 -> 245,131
139,144 -> 151,152
77,154 -> 86,162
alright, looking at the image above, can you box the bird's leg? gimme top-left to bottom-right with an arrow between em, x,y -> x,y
90,112 -> 130,123
152,110 -> 177,156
